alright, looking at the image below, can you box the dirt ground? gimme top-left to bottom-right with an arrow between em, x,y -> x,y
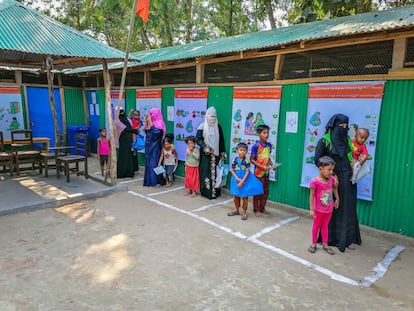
1,178 -> 413,311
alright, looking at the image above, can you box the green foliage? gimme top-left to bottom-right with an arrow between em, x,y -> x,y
20,0 -> 414,51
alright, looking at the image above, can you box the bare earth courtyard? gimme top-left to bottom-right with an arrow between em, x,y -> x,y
1,173 -> 413,310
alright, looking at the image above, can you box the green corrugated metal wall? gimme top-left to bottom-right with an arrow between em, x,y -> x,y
269,84 -> 309,208
83,82 -> 414,238
64,89 -> 85,125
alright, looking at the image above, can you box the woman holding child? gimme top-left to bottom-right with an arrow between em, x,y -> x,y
314,113 -> 361,253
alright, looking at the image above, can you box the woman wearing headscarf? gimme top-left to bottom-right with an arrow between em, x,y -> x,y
115,109 -> 139,178
196,107 -> 226,199
314,113 -> 361,252
143,107 -> 166,187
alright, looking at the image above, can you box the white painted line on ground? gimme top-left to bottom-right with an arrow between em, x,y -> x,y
119,177 -> 144,184
360,245 -> 405,288
192,198 -> 234,212
148,186 -> 185,196
129,190 -> 246,239
250,238 -> 360,287
127,190 -> 360,287
247,216 -> 300,241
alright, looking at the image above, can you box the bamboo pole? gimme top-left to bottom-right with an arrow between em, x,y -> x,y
103,61 -> 117,185
46,58 -> 59,147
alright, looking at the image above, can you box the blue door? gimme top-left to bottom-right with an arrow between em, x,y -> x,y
27,87 -> 63,147
87,90 -> 100,153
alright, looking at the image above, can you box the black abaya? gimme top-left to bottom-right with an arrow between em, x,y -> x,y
196,124 -> 225,199
314,138 -> 361,252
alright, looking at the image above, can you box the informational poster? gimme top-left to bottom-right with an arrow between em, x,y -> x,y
0,86 -> 24,139
230,86 -> 282,181
136,89 -> 162,153
106,90 -> 125,131
300,82 -> 385,201
174,88 -> 208,161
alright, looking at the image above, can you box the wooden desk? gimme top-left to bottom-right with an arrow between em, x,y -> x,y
3,137 -> 50,151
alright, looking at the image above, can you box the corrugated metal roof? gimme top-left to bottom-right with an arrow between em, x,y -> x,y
66,5 -> 414,74
0,0 -> 133,69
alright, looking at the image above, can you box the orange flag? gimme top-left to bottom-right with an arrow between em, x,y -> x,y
136,0 -> 150,23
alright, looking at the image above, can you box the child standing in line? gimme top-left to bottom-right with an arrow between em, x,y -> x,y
184,136 -> 200,197
158,134 -> 178,187
351,128 -> 370,184
97,128 -> 110,181
250,124 -> 274,216
308,156 -> 339,255
228,143 -> 263,220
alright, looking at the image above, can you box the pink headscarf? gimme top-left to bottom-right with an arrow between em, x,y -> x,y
150,107 -> 166,137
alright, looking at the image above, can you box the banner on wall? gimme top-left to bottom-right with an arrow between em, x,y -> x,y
136,89 -> 162,153
231,86 -> 282,181
300,81 -> 385,201
174,88 -> 208,161
0,86 -> 24,139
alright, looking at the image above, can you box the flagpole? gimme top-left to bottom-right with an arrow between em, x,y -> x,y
107,0 -> 138,185
115,0 -> 138,122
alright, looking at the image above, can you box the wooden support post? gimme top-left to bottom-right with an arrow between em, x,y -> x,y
392,38 -> 407,69
196,63 -> 205,84
14,70 -> 22,84
144,70 -> 151,86
58,74 -> 67,134
274,54 -> 284,80
103,61 -> 117,185
81,79 -> 89,125
46,60 -> 59,147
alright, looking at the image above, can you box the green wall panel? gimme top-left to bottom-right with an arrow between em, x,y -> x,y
64,88 -> 85,125
125,89 -> 136,114
269,84 -> 310,208
357,80 -> 414,237
97,90 -> 106,129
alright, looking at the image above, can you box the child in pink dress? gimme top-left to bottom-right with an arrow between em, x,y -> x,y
308,156 -> 339,255
97,128 -> 110,181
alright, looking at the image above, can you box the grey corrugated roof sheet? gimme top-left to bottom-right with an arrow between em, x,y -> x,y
0,0 -> 135,69
66,5 -> 414,74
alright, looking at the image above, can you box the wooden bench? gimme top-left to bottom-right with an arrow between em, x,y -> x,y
0,131 -> 14,176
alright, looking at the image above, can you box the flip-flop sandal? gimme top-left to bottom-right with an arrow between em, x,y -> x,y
227,210 -> 240,216
323,246 -> 335,255
308,245 -> 316,253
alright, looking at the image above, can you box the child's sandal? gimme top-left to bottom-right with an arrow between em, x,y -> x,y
227,210 -> 240,216
308,245 -> 316,253
323,246 -> 335,255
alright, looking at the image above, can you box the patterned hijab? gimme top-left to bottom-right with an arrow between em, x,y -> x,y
198,107 -> 220,156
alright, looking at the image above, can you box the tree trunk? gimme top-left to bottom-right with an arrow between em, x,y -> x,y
46,67 -> 59,148
103,62 -> 117,185
265,0 -> 276,29
184,0 -> 193,44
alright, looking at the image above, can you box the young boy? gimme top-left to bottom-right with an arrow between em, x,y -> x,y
351,128 -> 369,184
250,124 -> 273,216
97,128 -> 110,181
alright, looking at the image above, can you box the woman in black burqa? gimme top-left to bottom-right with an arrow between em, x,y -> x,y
314,114 -> 361,252
115,109 -> 139,178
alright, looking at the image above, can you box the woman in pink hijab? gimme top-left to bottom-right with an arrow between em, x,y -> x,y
144,108 -> 166,186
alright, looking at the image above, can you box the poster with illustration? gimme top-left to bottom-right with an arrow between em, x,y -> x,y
231,86 -> 282,181
106,90 -> 126,132
0,86 -> 24,139
300,82 -> 385,201
174,88 -> 208,161
136,89 -> 162,153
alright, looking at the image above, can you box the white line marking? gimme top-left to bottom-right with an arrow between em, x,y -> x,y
192,198 -> 234,212
250,238 -> 360,287
129,191 -> 246,239
247,216 -> 300,241
119,177 -> 144,184
127,190 -> 360,287
360,245 -> 405,288
148,186 -> 185,196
